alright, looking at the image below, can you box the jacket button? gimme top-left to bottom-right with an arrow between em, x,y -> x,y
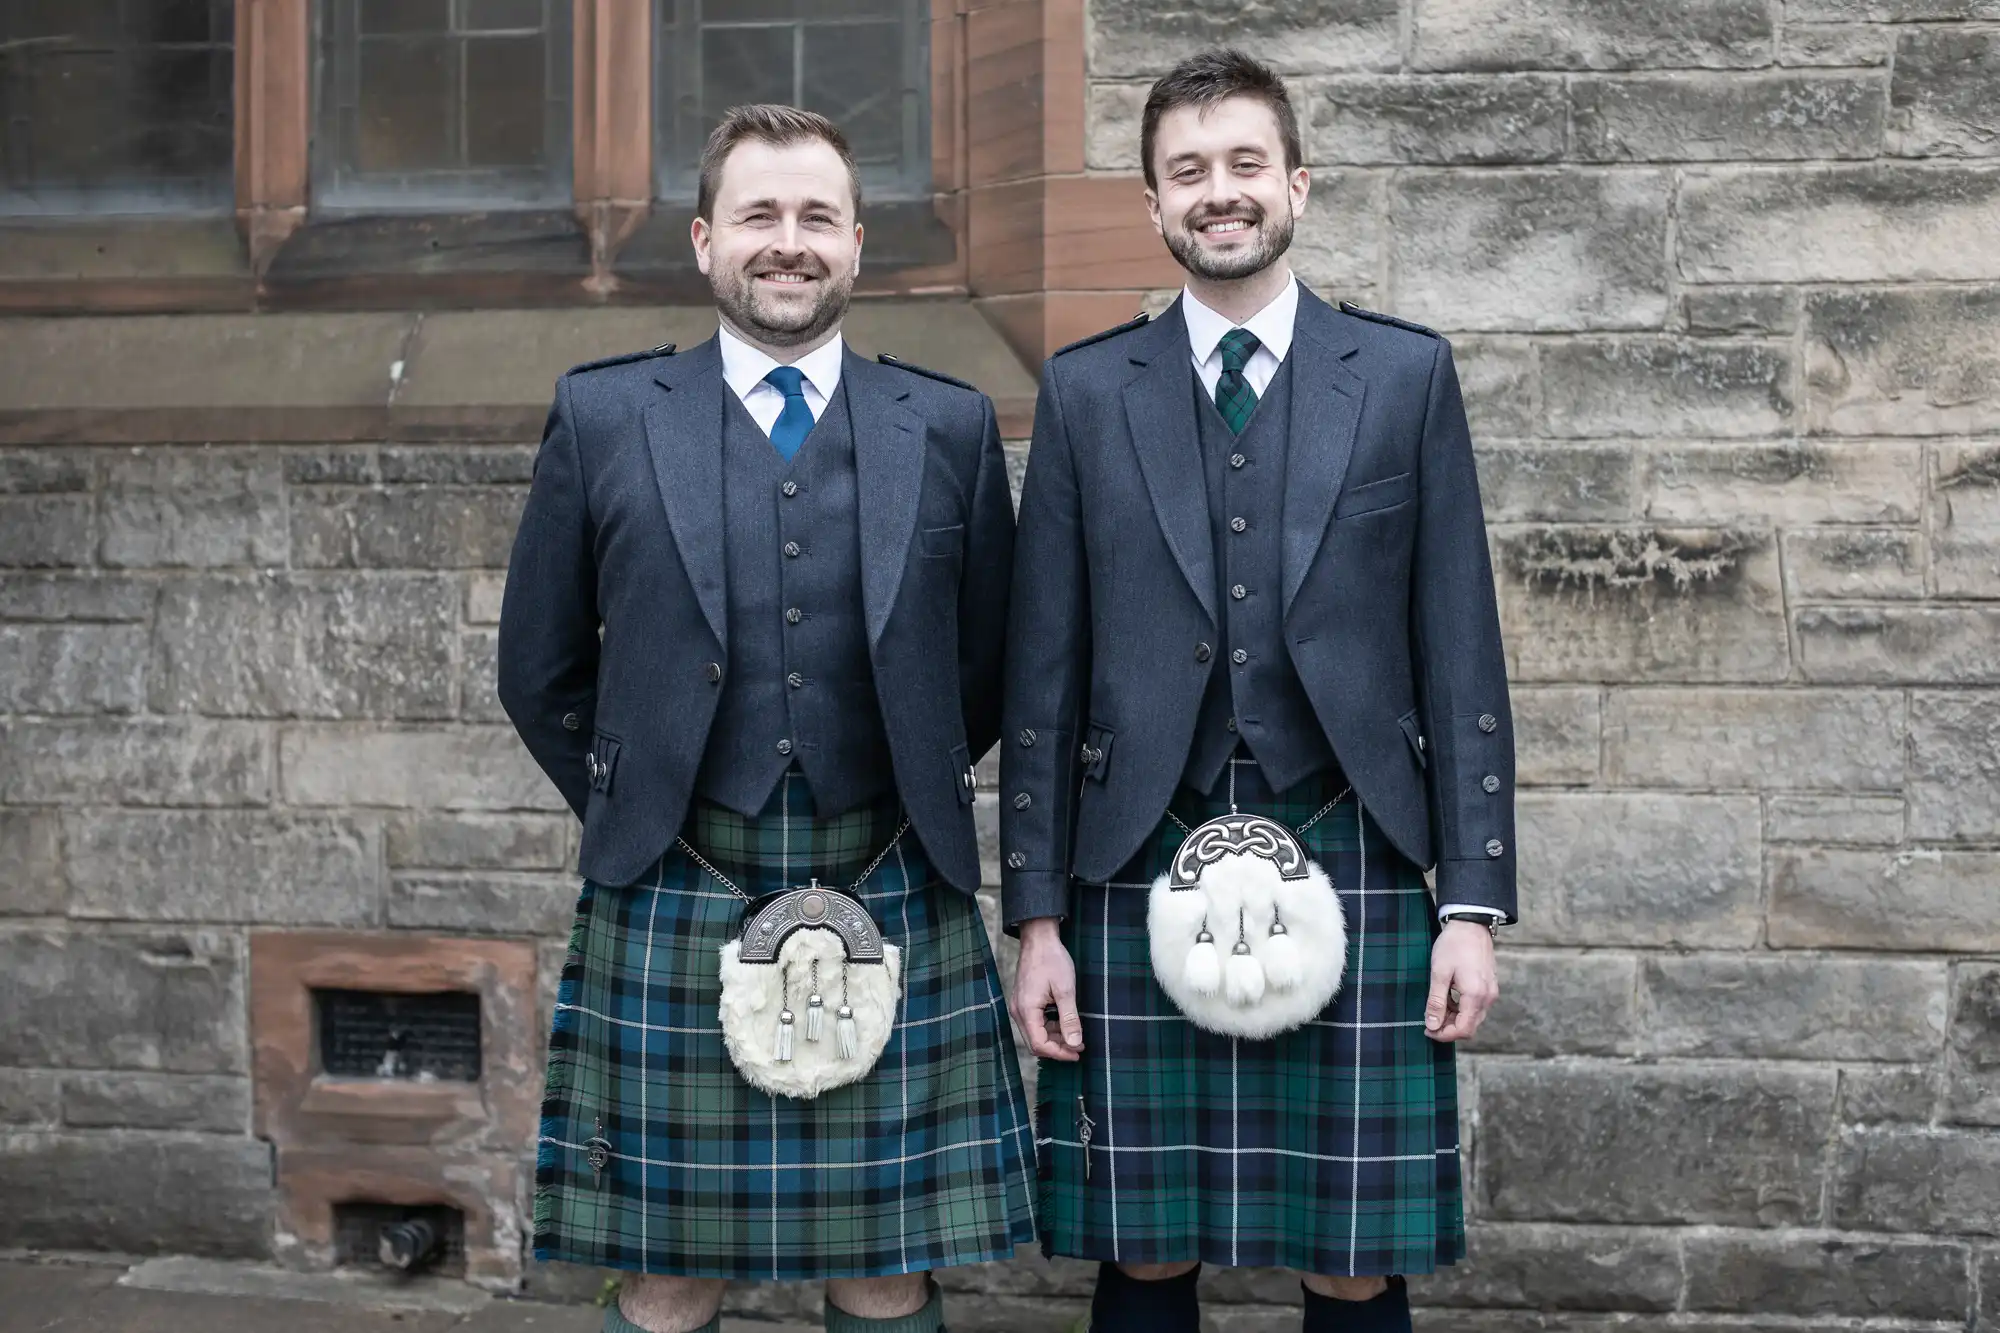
777,739 -> 793,756
1013,792 -> 1032,810
1229,453 -> 1246,470
1081,744 -> 1102,766
1485,838 -> 1505,858
586,754 -> 599,778
1230,516 -> 1247,534
1195,642 -> 1212,662
782,481 -> 798,498
1018,729 -> 1036,747
1006,852 -> 1026,870
1231,648 -> 1248,664
561,712 -> 580,731
787,672 -> 804,689
704,662 -> 723,683
1230,584 -> 1247,600
785,608 -> 803,625
1482,774 -> 1500,793
783,541 -> 801,558
1478,713 -> 1498,733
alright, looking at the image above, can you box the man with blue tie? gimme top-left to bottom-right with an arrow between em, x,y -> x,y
499,105 -> 1031,1333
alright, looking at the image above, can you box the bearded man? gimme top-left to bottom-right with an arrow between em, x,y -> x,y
500,105 -> 1032,1333
1001,50 -> 1514,1333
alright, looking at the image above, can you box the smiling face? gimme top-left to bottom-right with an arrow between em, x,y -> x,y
692,136 -> 863,352
1145,94 -> 1308,284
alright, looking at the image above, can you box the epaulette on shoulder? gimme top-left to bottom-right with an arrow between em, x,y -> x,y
1052,312 -> 1149,358
877,353 -> 978,394
565,343 -> 677,376
1337,302 -> 1439,338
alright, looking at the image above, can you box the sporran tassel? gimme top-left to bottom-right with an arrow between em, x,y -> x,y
1184,924 -> 1223,996
776,1008 -> 795,1062
836,1005 -> 858,1060
806,995 -> 824,1042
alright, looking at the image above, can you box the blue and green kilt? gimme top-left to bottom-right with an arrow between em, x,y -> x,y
535,772 -> 1039,1279
1036,755 -> 1466,1276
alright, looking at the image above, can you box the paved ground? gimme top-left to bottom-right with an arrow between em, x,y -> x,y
0,1258 -> 811,1333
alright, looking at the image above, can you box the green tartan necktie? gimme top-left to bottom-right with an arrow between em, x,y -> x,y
1214,327 -> 1262,433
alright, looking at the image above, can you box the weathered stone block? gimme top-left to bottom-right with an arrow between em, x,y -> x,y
1766,794 -> 1906,845
0,624 -> 148,714
1769,847 -> 2000,951
1934,443 -> 2000,599
0,450 -> 89,493
1783,528 -> 1926,601
1481,1063 -> 1836,1226
0,496 -> 93,567
0,1069 -> 60,1126
1604,687 -> 1905,790
1290,170 -> 1384,301
1412,1222 -> 1679,1311
0,926 -> 246,1072
1477,445 -> 1636,523
289,485 -> 526,569
1512,686 -> 1601,786
0,573 -> 155,621
1683,1234 -> 1969,1319
1494,527 -> 1790,682
1084,82 -> 1147,172
1643,955 -> 1948,1060
1389,171 -> 1671,331
1411,0 -> 1773,71
1982,1250 -> 2000,1327
1681,166 -> 2000,283
1644,442 -> 1919,526
0,810 -> 63,915
282,445 -> 536,486
1839,1065 -> 1938,1125
385,812 -> 570,870
465,571 -> 507,625
1797,606 -> 2000,684
1541,339 -> 1794,437
1781,23 -> 1895,68
150,574 -> 456,719
1513,793 -> 1762,947
1835,1128 -> 2000,1234
98,450 -> 286,569
1890,28 -> 2000,157
0,718 -> 272,807
1804,286 -> 2000,436
1681,286 -> 1798,335
460,629 -> 506,723
1473,952 -> 1638,1056
1087,0 -> 1402,76
1453,338 -> 1539,439
0,1130 -> 271,1256
1305,75 -> 1565,164
66,811 -> 382,927
387,873 -> 578,936
60,1073 -> 251,1134
1573,73 -> 1886,162
1947,963 -> 2000,1126
278,724 -> 569,812
1910,691 -> 2000,840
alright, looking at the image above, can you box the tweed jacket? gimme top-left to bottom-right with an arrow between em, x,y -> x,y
998,287 -> 1516,927
498,336 -> 1015,894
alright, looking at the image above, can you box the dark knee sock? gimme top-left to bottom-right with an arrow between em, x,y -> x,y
1090,1262 -> 1201,1333
1301,1276 -> 1411,1333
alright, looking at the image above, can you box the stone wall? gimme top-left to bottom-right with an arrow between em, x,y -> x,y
1073,0 -> 2000,1329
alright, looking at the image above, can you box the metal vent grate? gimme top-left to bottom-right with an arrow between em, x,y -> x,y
315,989 -> 482,1081
333,1202 -> 466,1276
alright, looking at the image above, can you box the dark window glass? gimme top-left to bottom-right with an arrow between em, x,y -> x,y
0,0 -> 234,215
316,0 -> 571,211
656,0 -> 928,204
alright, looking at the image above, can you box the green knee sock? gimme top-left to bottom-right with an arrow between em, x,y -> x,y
601,1297 -> 719,1333
824,1277 -> 944,1333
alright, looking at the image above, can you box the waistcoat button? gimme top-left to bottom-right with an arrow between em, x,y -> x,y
782,481 -> 798,497
783,541 -> 801,558
1194,642 -> 1212,662
777,739 -> 793,756
703,662 -> 723,683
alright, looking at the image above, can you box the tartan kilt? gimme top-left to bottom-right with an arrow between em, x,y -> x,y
1035,757 -> 1466,1277
535,772 -> 1039,1280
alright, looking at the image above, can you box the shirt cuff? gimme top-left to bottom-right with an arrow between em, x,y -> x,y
1437,903 -> 1507,924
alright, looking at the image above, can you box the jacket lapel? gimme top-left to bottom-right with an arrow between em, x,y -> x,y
1281,290 -> 1365,615
643,337 -> 728,646
1122,300 -> 1217,624
842,349 -> 926,647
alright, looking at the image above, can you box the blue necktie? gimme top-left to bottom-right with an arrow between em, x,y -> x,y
763,366 -> 814,461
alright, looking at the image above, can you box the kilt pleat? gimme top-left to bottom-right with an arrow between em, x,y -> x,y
534,773 -> 1039,1279
1034,756 -> 1467,1276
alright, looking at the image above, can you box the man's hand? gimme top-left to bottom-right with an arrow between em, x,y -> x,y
1010,917 -> 1084,1061
1425,920 -> 1498,1043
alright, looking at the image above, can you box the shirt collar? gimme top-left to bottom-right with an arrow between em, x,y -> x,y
717,322 -> 846,401
1180,273 -> 1299,368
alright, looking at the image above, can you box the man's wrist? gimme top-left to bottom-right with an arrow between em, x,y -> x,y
1019,916 -> 1065,943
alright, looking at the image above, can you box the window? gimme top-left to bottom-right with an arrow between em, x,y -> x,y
656,0 -> 930,204
0,0 -> 235,216
314,0 -> 571,211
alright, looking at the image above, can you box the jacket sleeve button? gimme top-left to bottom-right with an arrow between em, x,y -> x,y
562,712 -> 581,731
1485,838 -> 1505,858
1478,713 -> 1498,733
1013,792 -> 1032,810
1482,774 -> 1500,793
1019,729 -> 1036,747
1006,852 -> 1027,870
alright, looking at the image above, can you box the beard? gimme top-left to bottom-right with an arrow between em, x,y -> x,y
1164,200 -> 1295,282
710,252 -> 855,349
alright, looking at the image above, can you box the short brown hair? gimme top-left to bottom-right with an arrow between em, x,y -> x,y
696,104 -> 862,220
1140,49 -> 1302,190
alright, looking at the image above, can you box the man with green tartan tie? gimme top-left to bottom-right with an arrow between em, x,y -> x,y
1002,49 -> 1514,1333
499,105 -> 1032,1333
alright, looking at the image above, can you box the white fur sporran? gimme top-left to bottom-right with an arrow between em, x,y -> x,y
1147,810 -> 1347,1040
718,882 -> 901,1101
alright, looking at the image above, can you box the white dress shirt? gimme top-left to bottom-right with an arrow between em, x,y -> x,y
1180,276 -> 1502,928
717,323 -> 845,437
